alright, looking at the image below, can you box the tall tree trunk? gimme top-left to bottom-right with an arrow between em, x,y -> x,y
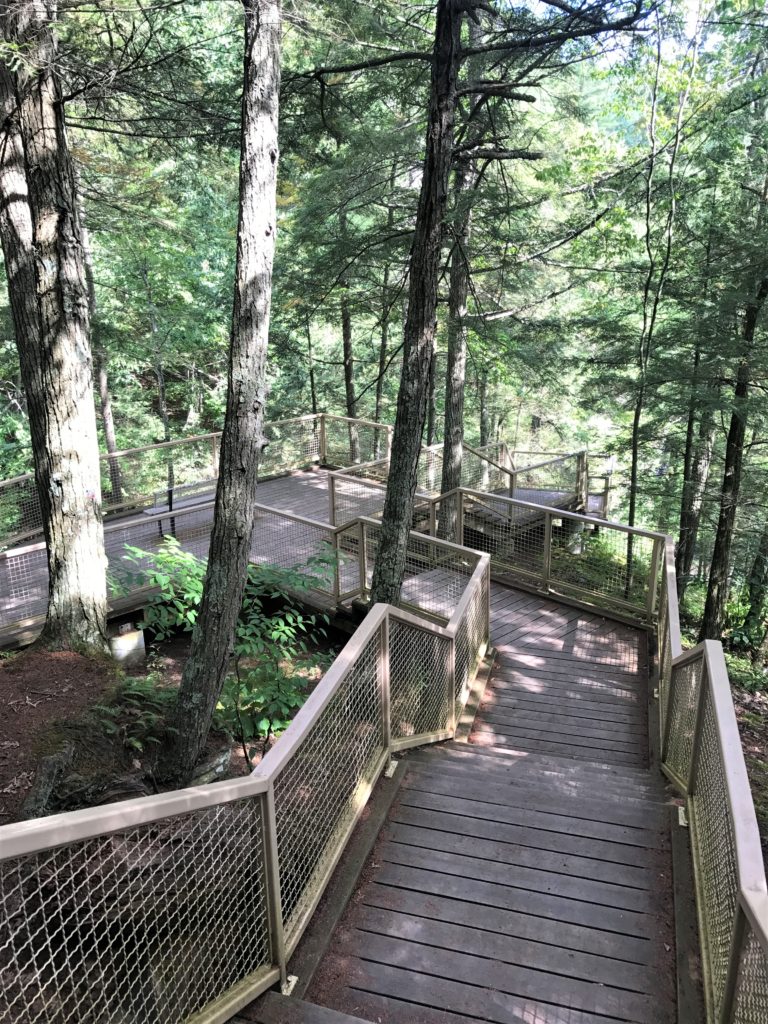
306,318 -> 318,416
438,161 -> 471,540
374,268 -> 389,457
700,276 -> 768,640
171,0 -> 281,782
743,522 -> 768,644
341,289 -> 360,461
370,0 -> 462,605
426,335 -> 437,446
0,8 -> 107,652
676,401 -> 713,599
479,371 -> 490,446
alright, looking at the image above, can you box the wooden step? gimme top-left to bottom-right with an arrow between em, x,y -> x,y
241,991 -> 371,1024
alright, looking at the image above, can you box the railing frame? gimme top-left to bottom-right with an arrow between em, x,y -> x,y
658,542 -> 768,1022
0,535 -> 489,1021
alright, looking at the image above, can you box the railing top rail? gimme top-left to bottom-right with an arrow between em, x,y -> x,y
512,450 -> 586,473
321,413 -> 392,431
0,770 -> 270,863
462,442 -> 513,478
456,487 -> 666,539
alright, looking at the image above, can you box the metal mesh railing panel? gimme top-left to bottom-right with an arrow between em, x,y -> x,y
0,476 -> 43,547
249,508 -> 340,598
322,419 -> 389,468
332,477 -> 387,526
733,924 -> 768,1024
260,419 -> 321,478
665,655 -> 704,784
273,627 -> 385,948
548,518 -> 655,616
0,799 -> 270,1024
453,574 -> 488,718
513,454 -> 579,505
389,619 -> 452,741
362,522 -> 476,622
460,493 -> 546,580
690,685 -> 740,1016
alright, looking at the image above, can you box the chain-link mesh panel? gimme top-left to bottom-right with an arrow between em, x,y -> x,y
733,924 -> 768,1024
690,685 -> 740,1016
389,618 -> 452,741
273,627 -> 385,949
0,799 -> 271,1024
548,518 -> 655,616
665,655 -> 704,784
452,574 -> 488,719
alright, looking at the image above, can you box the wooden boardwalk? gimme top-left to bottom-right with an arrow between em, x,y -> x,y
285,587 -> 676,1024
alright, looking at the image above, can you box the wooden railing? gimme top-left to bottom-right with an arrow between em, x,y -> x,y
657,539 -> 768,1022
0,413 -> 393,549
0,534 -> 490,1023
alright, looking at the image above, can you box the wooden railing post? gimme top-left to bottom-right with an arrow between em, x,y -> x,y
457,490 -> 465,546
447,635 -> 457,734
262,784 -> 288,991
542,511 -> 553,594
647,536 -> 663,621
358,520 -> 368,597
508,469 -> 516,499
327,472 -> 336,527
379,614 -> 392,755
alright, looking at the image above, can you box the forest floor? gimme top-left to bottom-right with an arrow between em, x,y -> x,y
0,632 -> 339,826
732,686 -> 768,860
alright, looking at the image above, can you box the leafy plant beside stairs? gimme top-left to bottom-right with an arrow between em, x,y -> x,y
114,537 -> 336,763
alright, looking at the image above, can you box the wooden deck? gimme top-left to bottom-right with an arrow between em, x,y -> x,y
283,587 -> 676,1024
0,471 -> 579,645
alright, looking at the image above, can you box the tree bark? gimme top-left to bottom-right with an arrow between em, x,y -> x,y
0,6 -> 108,652
479,371 -> 490,446
676,399 -> 713,599
743,522 -> 768,644
700,275 -> 768,640
438,161 -> 471,541
369,0 -> 462,606
171,0 -> 281,781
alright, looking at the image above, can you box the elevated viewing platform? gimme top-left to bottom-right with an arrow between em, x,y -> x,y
0,413 -> 765,1024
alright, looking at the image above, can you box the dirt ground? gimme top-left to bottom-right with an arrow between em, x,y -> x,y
0,649 -> 121,822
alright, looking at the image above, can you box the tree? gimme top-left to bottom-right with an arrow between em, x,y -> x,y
369,0 -> 463,604
0,3 -> 108,652
170,0 -> 282,780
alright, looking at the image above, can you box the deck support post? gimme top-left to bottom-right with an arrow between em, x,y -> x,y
457,490 -> 465,546
327,473 -> 336,527
379,613 -> 392,755
262,783 -> 288,991
542,511 -> 553,595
